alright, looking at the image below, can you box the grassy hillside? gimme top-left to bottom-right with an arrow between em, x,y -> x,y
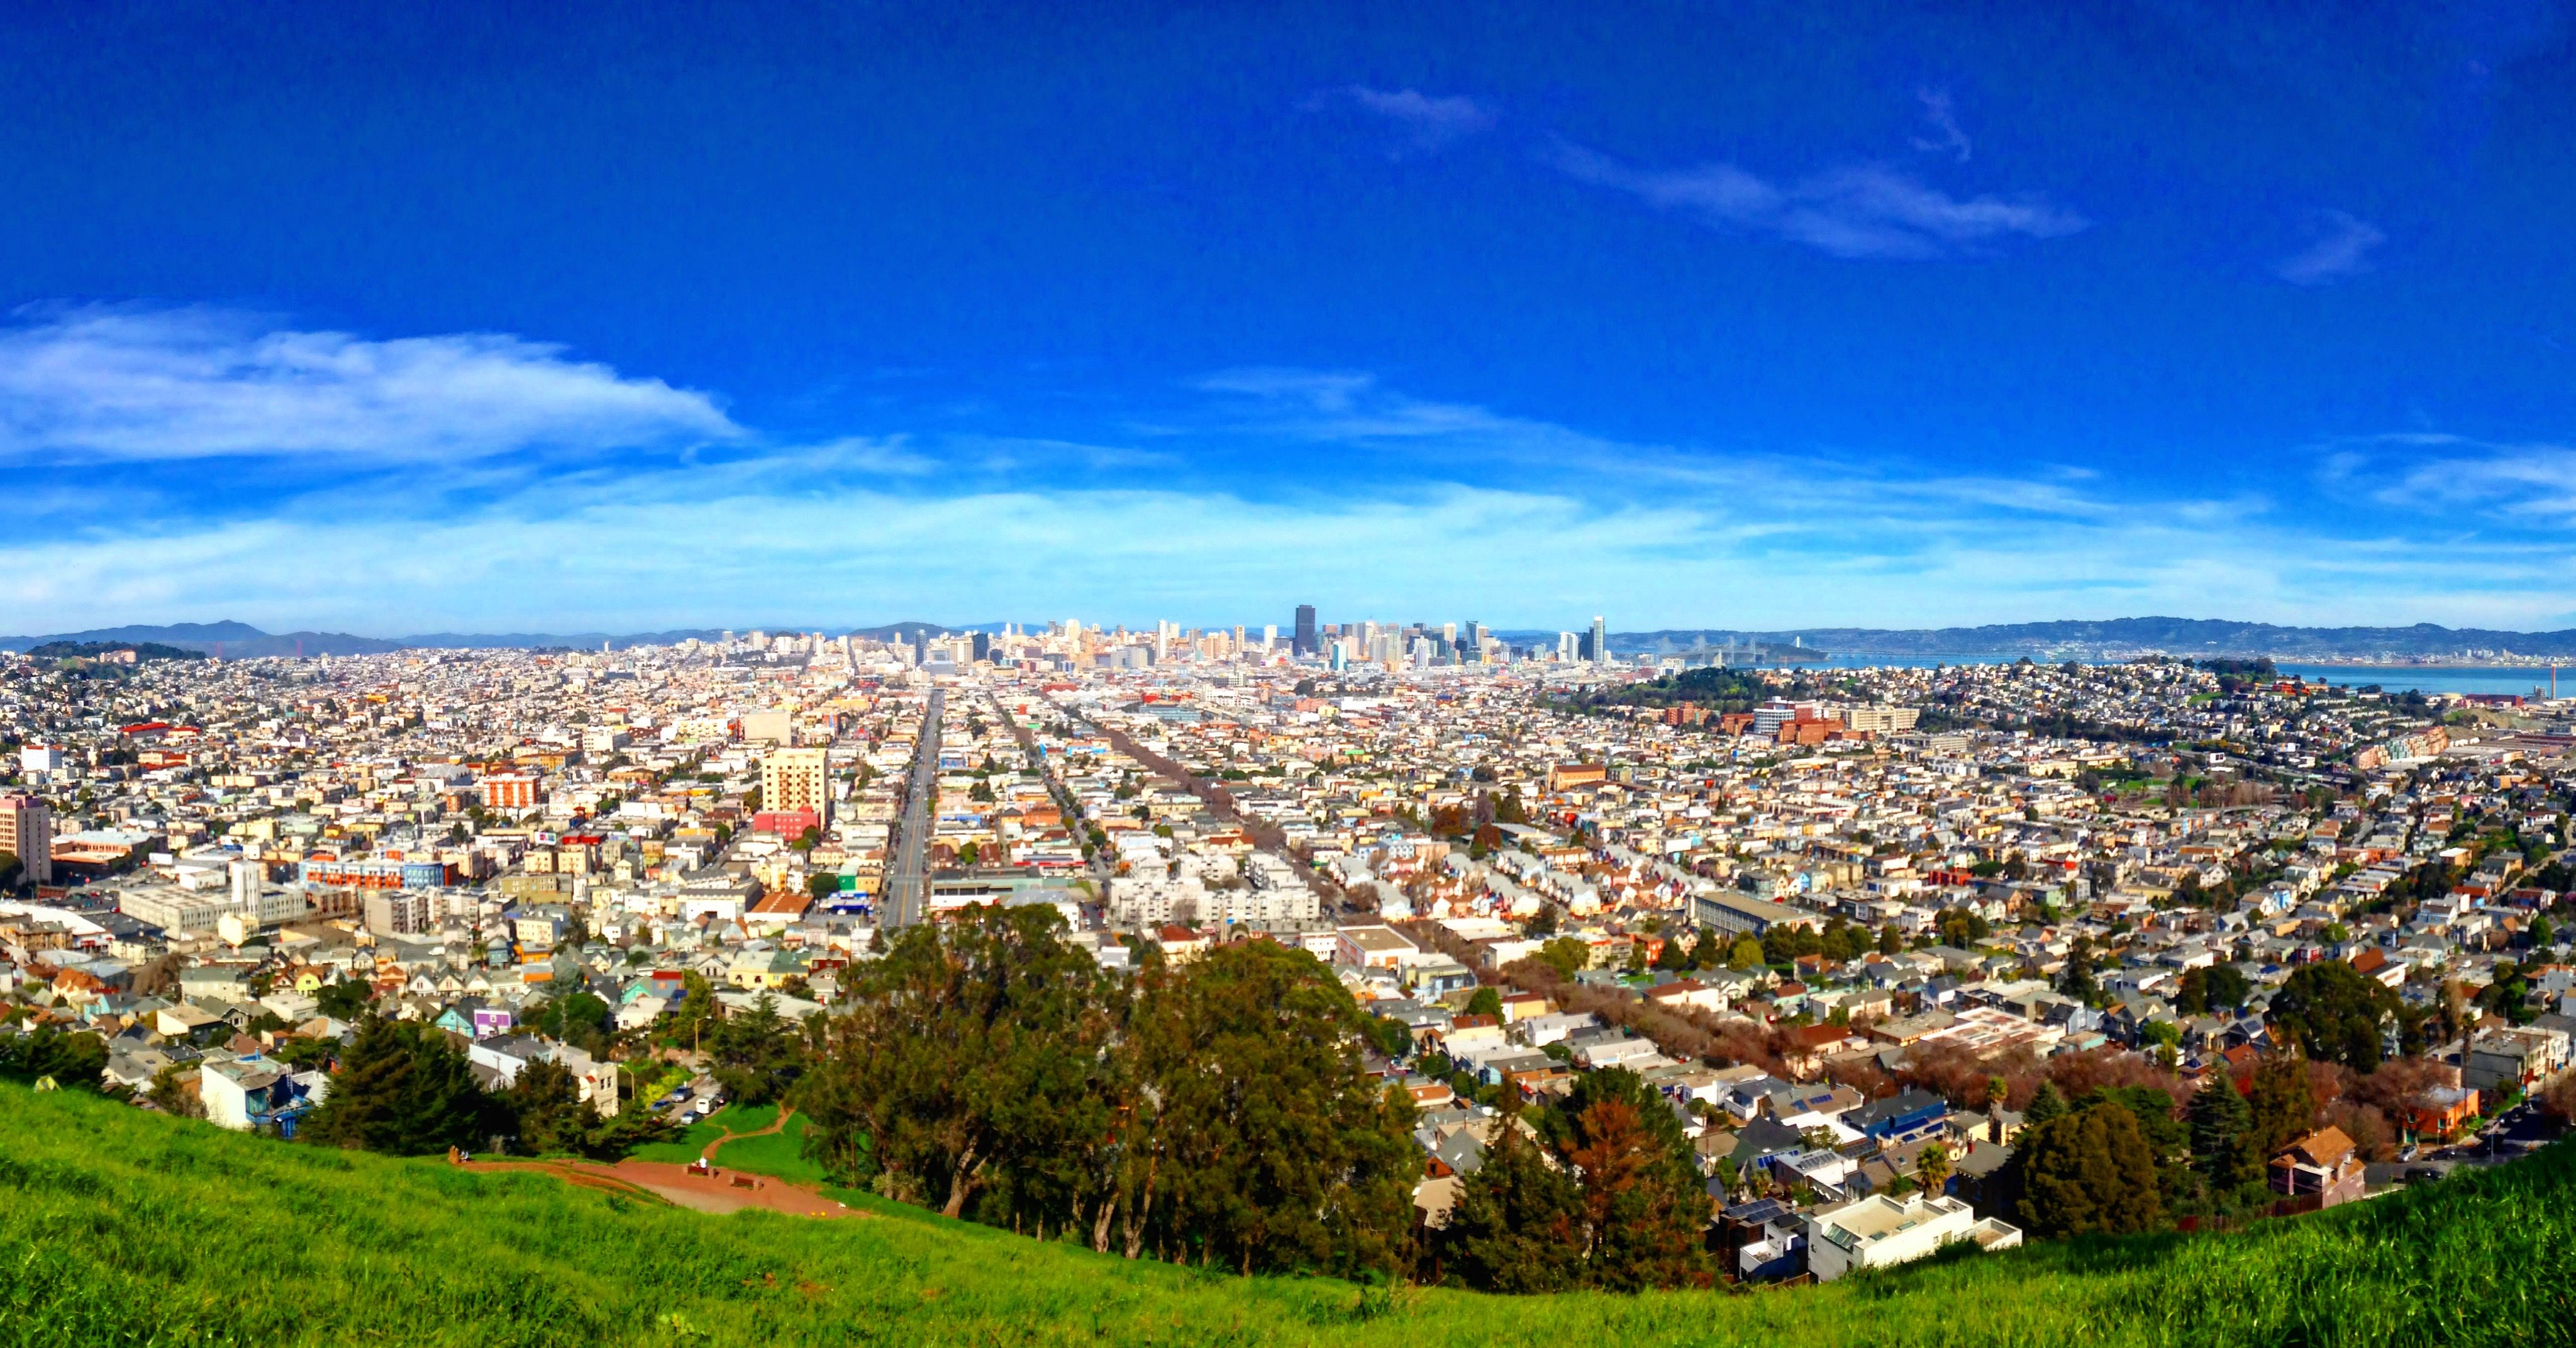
2,1082 -> 2570,1348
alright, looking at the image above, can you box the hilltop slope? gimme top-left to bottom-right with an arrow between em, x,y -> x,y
1,1083 -> 2568,1348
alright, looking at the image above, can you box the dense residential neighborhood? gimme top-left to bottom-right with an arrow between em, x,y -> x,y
4,621 -> 2573,1287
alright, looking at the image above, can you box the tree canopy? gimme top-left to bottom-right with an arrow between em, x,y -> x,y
305,1016 -> 498,1156
2267,962 -> 2397,1069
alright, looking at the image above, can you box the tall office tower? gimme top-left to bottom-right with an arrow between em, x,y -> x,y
762,748 -> 833,827
1262,624 -> 1277,655
971,632 -> 993,663
1231,625 -> 1246,656
0,794 -> 52,886
1294,604 -> 1318,656
1591,616 -> 1608,665
1558,631 -> 1579,663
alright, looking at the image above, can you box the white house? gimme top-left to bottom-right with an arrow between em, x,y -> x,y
1807,1193 -> 2021,1282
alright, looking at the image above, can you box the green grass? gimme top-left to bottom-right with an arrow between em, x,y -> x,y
3,1081 -> 2573,1347
713,1112 -> 827,1186
629,1102 -> 787,1164
718,1102 -> 782,1134
627,1119 -> 725,1164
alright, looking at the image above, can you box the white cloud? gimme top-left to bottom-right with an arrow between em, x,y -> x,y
0,307 -> 741,462
2276,211 -> 2385,285
1548,141 -> 2085,260
1909,89 -> 1972,163
1306,86 -> 1497,155
3,431 -> 2557,634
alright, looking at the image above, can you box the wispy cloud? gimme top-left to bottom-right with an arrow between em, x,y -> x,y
1547,141 -> 2086,260
1303,86 -> 1497,156
3,318 -> 2566,634
0,306 -> 740,463
2357,436 -> 2576,518
2277,210 -> 2385,285
1909,89 -> 1972,163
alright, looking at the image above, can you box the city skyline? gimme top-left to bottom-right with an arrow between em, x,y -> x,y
9,5 -> 2576,633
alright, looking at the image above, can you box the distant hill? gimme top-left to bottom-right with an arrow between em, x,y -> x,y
23,640 -> 208,663
1608,617 -> 2576,660
0,619 -> 1032,656
0,621 -> 405,658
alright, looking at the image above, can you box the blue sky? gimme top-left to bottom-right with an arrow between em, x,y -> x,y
6,1 -> 2576,634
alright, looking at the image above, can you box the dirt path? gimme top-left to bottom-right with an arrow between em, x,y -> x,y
701,1106 -> 796,1161
462,1151 -> 858,1220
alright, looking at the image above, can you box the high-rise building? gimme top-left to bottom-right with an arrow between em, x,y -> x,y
1294,604 -> 1318,656
970,631 -> 993,663
762,748 -> 832,826
1262,624 -> 1277,655
0,794 -> 52,886
1557,632 -> 1579,663
1591,616 -> 1608,665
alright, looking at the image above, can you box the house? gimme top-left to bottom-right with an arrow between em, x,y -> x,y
1335,924 -> 1418,970
2463,1025 -> 2570,1096
1714,1197 -> 1807,1282
2406,1085 -> 2481,1140
1846,1089 -> 1949,1146
1644,978 -> 1730,1014
2268,1127 -> 2365,1209
199,1056 -> 323,1137
1776,1023 -> 1859,1078
1807,1192 -> 2021,1281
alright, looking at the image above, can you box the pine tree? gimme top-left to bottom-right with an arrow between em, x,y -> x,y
1442,1122 -> 1584,1293
1559,1069 -> 1711,1291
2024,1080 -> 2068,1128
306,1016 -> 496,1155
2187,1074 -> 2254,1191
2014,1102 -> 2163,1239
2243,1054 -> 2316,1174
504,1058 -> 599,1154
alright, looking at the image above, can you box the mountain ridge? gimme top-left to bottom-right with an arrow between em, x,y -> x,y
9,616 -> 2576,660
0,619 -> 1025,656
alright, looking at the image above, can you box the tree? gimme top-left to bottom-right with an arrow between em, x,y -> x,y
1537,936 -> 1591,979
665,973 -> 720,1052
314,977 -> 374,1021
145,1063 -> 205,1119
528,991 -> 613,1057
2267,962 -> 2397,1069
2175,964 -> 2251,1016
2058,938 -> 2100,1005
0,1025 -> 107,1090
1558,1069 -> 1710,1290
1726,936 -> 1765,973
2243,1054 -> 2316,1166
800,904 -> 1118,1224
0,848 -> 18,890
2024,1080 -> 2068,1129
2187,1074 -> 2255,1191
1465,986 -> 1504,1019
1118,941 -> 1420,1278
807,871 -> 842,901
2013,1102 -> 2164,1239
1442,1122 -> 1585,1293
306,1016 -> 498,1156
1915,1142 -> 1952,1195
706,992 -> 807,1105
504,1058 -> 600,1154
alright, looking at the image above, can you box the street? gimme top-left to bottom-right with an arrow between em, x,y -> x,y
881,686 -> 943,927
